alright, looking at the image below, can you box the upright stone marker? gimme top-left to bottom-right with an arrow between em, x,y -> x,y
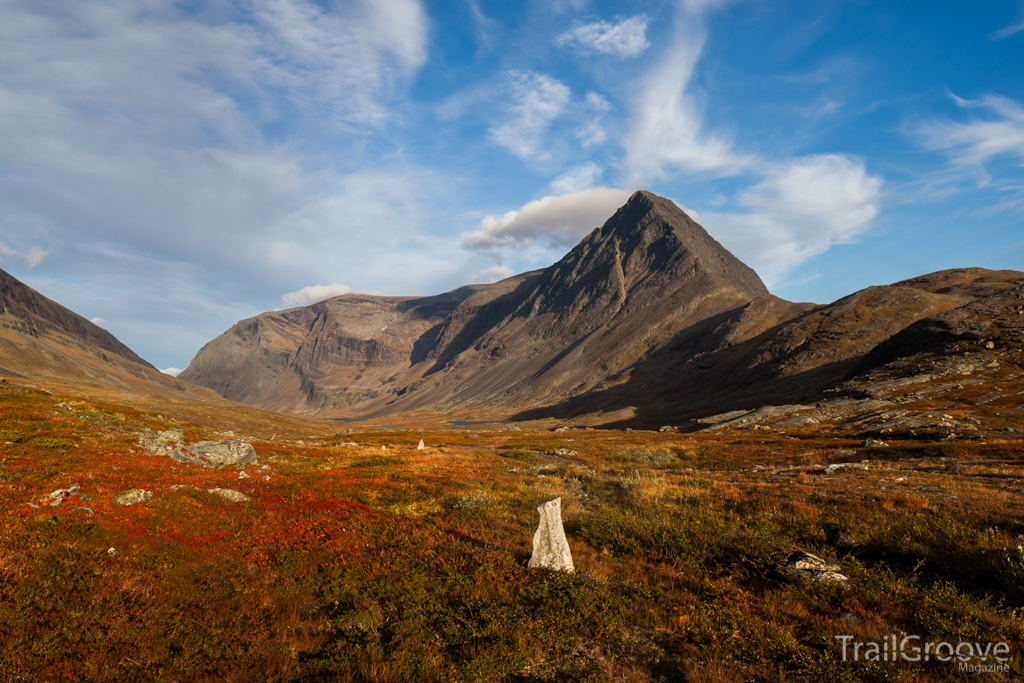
417,439 -> 425,450
528,497 -> 574,572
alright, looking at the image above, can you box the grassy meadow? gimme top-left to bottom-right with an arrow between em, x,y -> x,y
1,379 -> 1023,681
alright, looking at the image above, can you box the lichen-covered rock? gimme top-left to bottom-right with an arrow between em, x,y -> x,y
138,429 -> 185,456
528,497 -> 574,572
191,440 -> 257,467
207,487 -> 250,502
780,551 -> 848,584
114,489 -> 152,506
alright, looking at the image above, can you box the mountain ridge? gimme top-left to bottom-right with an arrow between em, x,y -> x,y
175,191 -> 1024,425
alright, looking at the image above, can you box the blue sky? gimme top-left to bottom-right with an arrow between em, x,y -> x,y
1,0 -> 1022,373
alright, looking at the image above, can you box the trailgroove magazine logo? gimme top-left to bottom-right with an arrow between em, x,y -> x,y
836,635 -> 1012,673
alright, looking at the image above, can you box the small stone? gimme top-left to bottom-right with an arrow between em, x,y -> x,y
207,487 -> 250,502
528,497 -> 574,572
780,551 -> 848,584
505,425 -> 521,432
107,547 -> 119,556
381,445 -> 387,451
238,471 -> 250,479
417,439 -> 425,450
114,489 -> 152,506
862,438 -> 887,447
554,448 -> 577,456
553,426 -> 570,433
825,462 -> 869,475
985,341 -> 995,349
659,426 -> 676,432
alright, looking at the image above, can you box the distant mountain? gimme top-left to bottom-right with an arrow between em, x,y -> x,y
0,267 -> 217,401
180,191 -> 1024,425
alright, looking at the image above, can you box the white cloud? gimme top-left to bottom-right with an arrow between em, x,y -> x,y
474,265 -> 514,282
0,242 -> 50,268
549,162 -> 603,194
489,71 -> 572,160
557,15 -> 650,59
622,11 -> 749,182
702,155 -> 883,285
160,367 -> 183,377
915,94 -> 1024,169
991,20 -> 1024,40
461,187 -> 632,251
282,283 -> 357,306
25,247 -> 48,268
90,317 -> 107,326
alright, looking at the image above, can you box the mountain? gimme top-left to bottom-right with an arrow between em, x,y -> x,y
181,191 -> 768,416
180,191 -> 1024,425
0,267 -> 219,402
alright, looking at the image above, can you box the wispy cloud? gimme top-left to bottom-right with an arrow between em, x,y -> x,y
0,241 -> 50,269
490,71 -> 572,160
90,317 -> 107,326
549,162 -> 603,194
990,20 -> 1024,40
702,155 -> 883,285
557,15 -> 650,59
461,187 -> 632,251
622,7 -> 749,182
914,94 -> 1024,169
160,367 -> 183,377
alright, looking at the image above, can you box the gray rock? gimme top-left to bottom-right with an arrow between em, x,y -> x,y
207,487 -> 250,502
781,551 -> 848,584
528,497 -> 574,572
862,438 -> 888,447
114,489 -> 152,506
139,429 -> 185,457
190,440 -> 257,467
106,547 -> 119,556
505,425 -> 522,432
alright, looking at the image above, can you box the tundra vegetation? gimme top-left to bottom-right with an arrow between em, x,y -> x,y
1,379 -> 1023,682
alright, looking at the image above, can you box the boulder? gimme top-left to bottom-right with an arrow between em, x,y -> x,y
824,462 -> 869,475
191,440 -> 257,467
417,439 -> 425,450
207,487 -> 250,502
528,497 -> 574,572
114,489 -> 152,506
780,551 -> 848,584
139,429 -> 185,457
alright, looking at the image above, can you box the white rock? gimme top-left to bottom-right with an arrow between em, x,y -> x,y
207,487 -> 250,502
114,489 -> 152,506
417,439 -> 425,450
780,551 -> 848,584
824,462 -> 869,475
528,497 -> 574,572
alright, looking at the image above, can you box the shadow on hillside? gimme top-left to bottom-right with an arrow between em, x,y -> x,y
508,304 -> 865,428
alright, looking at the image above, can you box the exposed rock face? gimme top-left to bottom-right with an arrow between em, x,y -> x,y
528,497 -> 574,572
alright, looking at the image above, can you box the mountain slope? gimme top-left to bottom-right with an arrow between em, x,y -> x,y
0,267 -> 221,403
